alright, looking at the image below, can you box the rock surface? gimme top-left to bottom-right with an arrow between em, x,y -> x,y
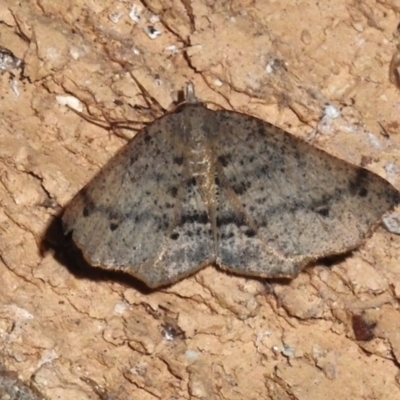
1,1 -> 400,399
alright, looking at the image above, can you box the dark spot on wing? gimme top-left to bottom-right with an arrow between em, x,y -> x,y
358,187 -> 368,197
168,186 -> 178,197
244,228 -> 256,237
180,211 -> 208,225
170,232 -> 179,240
232,180 -> 251,195
217,212 -> 245,228
218,154 -> 230,167
188,177 -> 197,187
348,169 -> 369,198
316,207 -> 330,217
110,222 -> 119,231
174,156 -> 183,165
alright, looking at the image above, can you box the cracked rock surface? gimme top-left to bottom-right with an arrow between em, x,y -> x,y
1,1 -> 400,399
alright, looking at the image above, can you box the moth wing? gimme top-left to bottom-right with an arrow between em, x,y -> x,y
212,110 -> 400,277
62,111 -> 215,288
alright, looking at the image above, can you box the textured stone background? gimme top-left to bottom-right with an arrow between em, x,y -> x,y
1,1 -> 400,399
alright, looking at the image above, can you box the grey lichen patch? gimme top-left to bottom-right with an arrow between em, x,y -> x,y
0,370 -> 46,400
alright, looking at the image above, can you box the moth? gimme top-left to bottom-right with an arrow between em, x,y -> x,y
62,84 -> 400,288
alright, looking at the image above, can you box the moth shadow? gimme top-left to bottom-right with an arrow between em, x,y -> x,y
318,253 -> 351,266
41,214 -> 154,294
